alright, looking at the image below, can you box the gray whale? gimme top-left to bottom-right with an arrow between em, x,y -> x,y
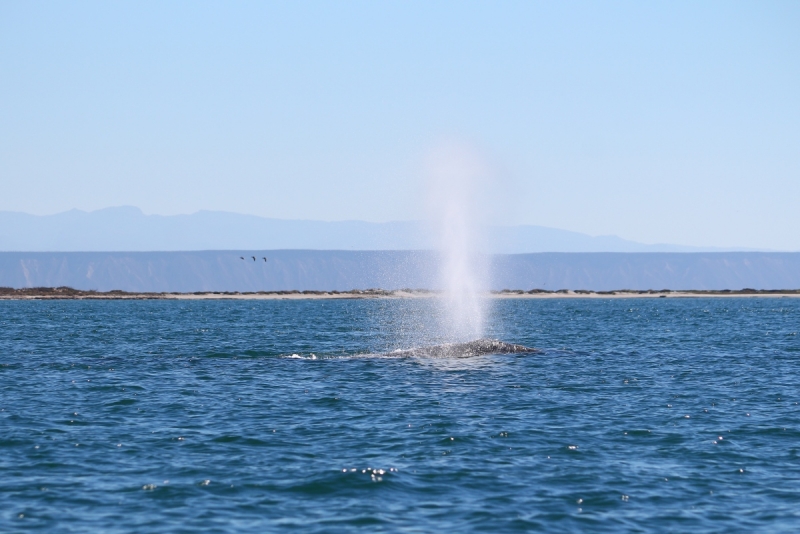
385,338 -> 539,359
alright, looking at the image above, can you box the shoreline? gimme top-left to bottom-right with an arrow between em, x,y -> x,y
2,287 -> 800,300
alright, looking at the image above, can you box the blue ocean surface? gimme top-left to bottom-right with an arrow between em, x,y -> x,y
1,297 -> 800,532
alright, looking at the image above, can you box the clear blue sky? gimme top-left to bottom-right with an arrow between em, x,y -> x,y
1,1 -> 798,249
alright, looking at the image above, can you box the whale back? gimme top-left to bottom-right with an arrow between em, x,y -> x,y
387,338 -> 539,359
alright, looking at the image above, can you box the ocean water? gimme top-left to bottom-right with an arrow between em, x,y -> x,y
1,297 -> 800,532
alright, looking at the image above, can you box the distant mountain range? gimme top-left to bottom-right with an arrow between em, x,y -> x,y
0,206 -> 749,253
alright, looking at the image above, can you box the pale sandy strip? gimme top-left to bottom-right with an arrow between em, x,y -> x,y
492,292 -> 800,299
2,291 -> 800,300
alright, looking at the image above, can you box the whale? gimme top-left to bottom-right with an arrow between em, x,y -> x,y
384,338 -> 540,359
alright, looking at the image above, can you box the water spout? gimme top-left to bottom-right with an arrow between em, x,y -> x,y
425,142 -> 490,342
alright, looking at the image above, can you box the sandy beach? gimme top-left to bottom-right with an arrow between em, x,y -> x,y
2,287 -> 799,300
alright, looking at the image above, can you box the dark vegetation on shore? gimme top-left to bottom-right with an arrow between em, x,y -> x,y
0,286 -> 404,299
498,288 -> 800,295
1,286 -> 799,299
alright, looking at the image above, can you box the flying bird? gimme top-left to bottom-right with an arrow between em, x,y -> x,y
262,257 -> 267,262
239,256 -> 244,260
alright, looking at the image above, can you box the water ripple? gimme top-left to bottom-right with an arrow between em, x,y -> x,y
0,298 -> 799,531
